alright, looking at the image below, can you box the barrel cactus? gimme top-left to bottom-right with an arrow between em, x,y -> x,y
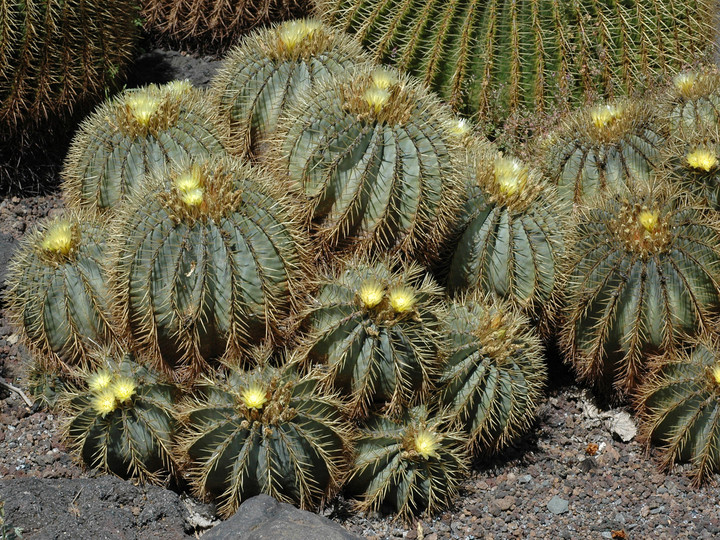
317,0 -> 716,122
276,65 -> 464,258
210,18 -> 367,157
659,140 -> 720,210
560,184 -> 720,397
111,156 -> 309,381
445,145 -> 566,320
346,405 -> 468,522
540,98 -> 665,205
176,356 -> 351,516
439,293 -> 546,454
637,337 -> 720,486
661,69 -> 720,137
4,211 -> 116,372
299,257 -> 444,418
62,81 -> 227,214
61,347 -> 177,483
0,0 -> 138,133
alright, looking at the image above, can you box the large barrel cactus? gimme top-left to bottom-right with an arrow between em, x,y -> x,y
560,184 -> 720,396
4,211 -> 116,372
446,145 -> 566,320
439,293 -> 546,454
276,66 -> 464,258
210,18 -> 367,157
61,347 -> 177,483
0,0 -> 138,133
299,257 -> 445,418
111,156 -> 309,381
637,338 -> 720,486
346,405 -> 468,522
540,98 -> 665,205
62,82 -> 227,214
316,0 -> 716,121
176,357 -> 351,516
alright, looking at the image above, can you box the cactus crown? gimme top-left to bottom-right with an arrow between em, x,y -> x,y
263,18 -> 332,60
585,101 -> 636,143
341,68 -> 416,125
476,152 -> 546,212
114,85 -> 185,137
609,200 -> 672,257
408,428 -> 440,460
671,70 -> 719,101
711,365 -> 720,387
39,220 -> 79,260
228,366 -> 298,425
352,273 -> 421,324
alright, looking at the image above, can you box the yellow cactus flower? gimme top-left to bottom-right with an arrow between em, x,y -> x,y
164,79 -> 193,97
451,118 -> 470,136
175,164 -> 204,193
494,156 -> 529,196
388,286 -> 416,313
241,385 -> 267,409
414,430 -> 440,460
712,365 -> 720,386
87,370 -> 113,393
126,94 -> 161,127
181,187 -> 204,206
112,377 -> 137,404
278,20 -> 322,52
686,148 -> 718,172
41,221 -> 74,255
364,87 -> 391,114
639,210 -> 659,233
370,68 -> 398,90
93,390 -> 117,416
673,72 -> 698,98
590,104 -> 624,131
358,280 -> 384,309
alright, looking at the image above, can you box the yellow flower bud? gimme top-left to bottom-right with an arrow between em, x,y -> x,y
388,286 -> 416,313
241,385 -> 267,409
41,221 -> 74,255
93,390 -> 117,416
112,377 -> 137,404
358,280 -> 384,309
364,87 -> 391,114
87,370 -> 113,393
278,20 -> 322,52
370,68 -> 398,90
126,94 -> 161,127
590,104 -> 624,131
494,156 -> 529,196
639,210 -> 659,233
686,148 -> 718,172
181,187 -> 204,206
175,164 -> 204,193
673,72 -> 698,98
414,430 -> 440,460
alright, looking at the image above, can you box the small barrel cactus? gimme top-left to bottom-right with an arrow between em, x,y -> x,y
445,144 -> 566,320
637,337 -> 720,486
439,293 -> 546,454
176,356 -> 352,516
61,347 -> 177,483
210,18 -> 367,157
346,405 -> 468,521
560,184 -> 720,396
661,69 -> 720,137
111,156 -> 309,381
62,81 -> 227,214
4,211 -> 116,372
540,99 -> 665,205
275,65 -> 464,259
660,138 -> 720,210
299,257 -> 445,418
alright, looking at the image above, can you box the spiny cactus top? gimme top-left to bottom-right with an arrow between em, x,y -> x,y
659,137 -> 720,210
62,81 -> 227,214
176,357 -> 352,516
210,18 -> 367,157
446,144 -> 566,320
317,0 -> 716,122
299,257 -> 445,418
61,347 -> 177,483
560,184 -> 720,396
4,211 -> 116,372
439,293 -> 546,454
111,156 -> 310,381
276,65 -> 464,259
540,99 -> 665,205
0,0 -> 138,133
346,405 -> 468,522
660,68 -> 720,138
637,337 -> 720,486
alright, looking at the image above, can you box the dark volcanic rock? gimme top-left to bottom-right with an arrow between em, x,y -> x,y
0,232 -> 15,288
0,476 -> 191,539
203,495 -> 361,540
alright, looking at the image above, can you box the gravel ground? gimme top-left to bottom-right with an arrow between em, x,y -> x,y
1,192 -> 720,540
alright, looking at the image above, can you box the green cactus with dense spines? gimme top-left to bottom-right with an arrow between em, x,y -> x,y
658,138 -> 720,210
560,184 -> 720,397
210,18 -> 368,157
316,0 -> 715,122
439,293 -> 546,454
0,0 -> 138,133
111,156 -> 309,381
540,98 -> 666,205
299,257 -> 444,418
62,82 -> 228,214
346,405 -> 468,522
61,347 -> 177,483
637,337 -> 720,486
445,144 -> 566,319
660,69 -> 720,138
275,65 -> 464,259
4,212 -> 117,373
176,355 -> 352,517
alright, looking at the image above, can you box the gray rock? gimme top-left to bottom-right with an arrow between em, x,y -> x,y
547,496 -> 569,515
0,232 -> 16,288
202,495 -> 360,540
0,476 -> 190,539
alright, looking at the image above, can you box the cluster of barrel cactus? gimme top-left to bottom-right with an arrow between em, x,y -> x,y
4,0 -> 720,525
